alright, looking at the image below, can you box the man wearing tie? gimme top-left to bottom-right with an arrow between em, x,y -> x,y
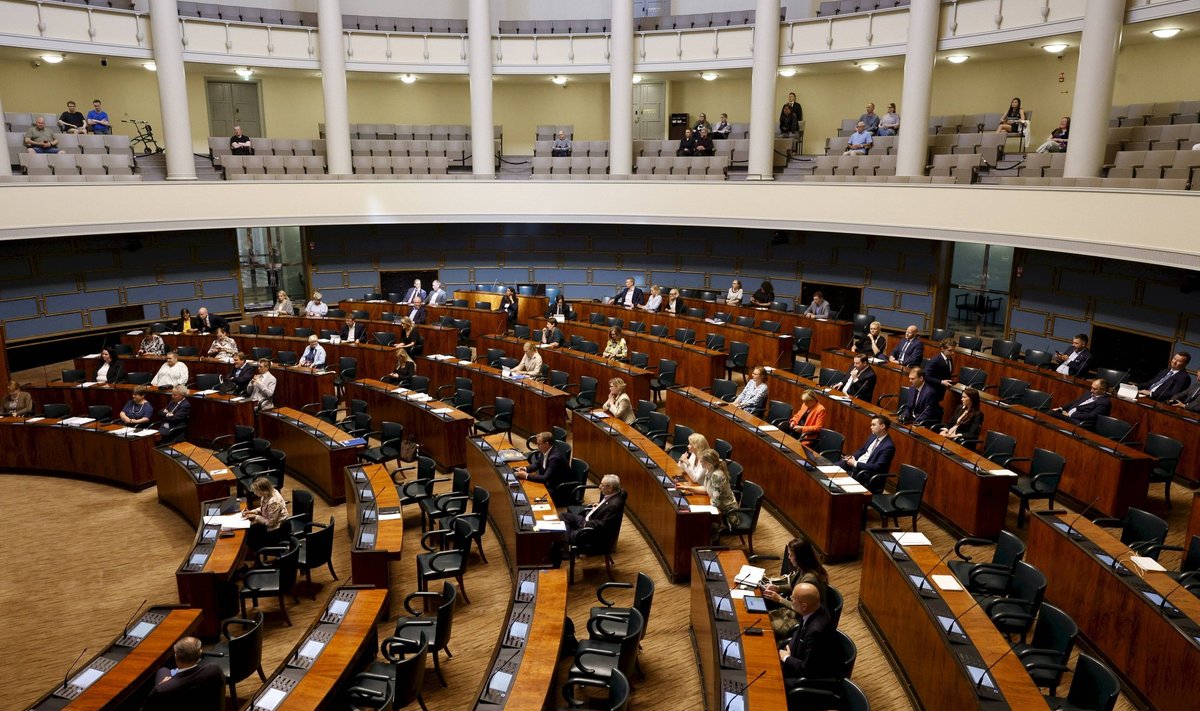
889,325 -> 924,367
426,279 -> 447,306
402,279 -> 427,305
339,315 -> 368,343
613,278 -> 643,309
840,415 -> 895,490
1052,378 -> 1112,429
223,352 -> 255,394
195,307 -> 226,333
831,353 -> 876,402
560,475 -> 626,543
1169,379 -> 1200,412
158,385 -> 192,443
778,583 -> 843,682
904,367 -> 943,425
924,340 -> 956,395
1138,352 -> 1192,401
299,334 -> 327,370
516,432 -> 574,506
405,296 -> 428,325
1052,334 -> 1093,378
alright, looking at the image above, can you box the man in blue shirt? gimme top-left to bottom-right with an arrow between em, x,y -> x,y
299,334 -> 327,370
859,102 -> 880,134
844,121 -> 872,155
86,99 -> 111,134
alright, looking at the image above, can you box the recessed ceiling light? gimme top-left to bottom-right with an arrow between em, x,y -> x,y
1151,28 -> 1181,39
778,67 -> 797,77
700,72 -> 718,81
235,68 -> 254,78
551,75 -> 568,85
398,74 -> 417,83
859,63 -> 879,72
142,62 -> 157,71
632,74 -> 642,84
1042,43 -> 1068,53
946,55 -> 969,64
40,54 -> 65,64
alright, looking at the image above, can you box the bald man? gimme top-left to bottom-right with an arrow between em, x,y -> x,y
778,582 -> 844,681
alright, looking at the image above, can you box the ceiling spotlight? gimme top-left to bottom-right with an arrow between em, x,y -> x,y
700,72 -> 718,81
1151,28 -> 1181,39
398,74 -> 417,83
778,67 -> 797,77
946,55 -> 969,64
142,62 -> 157,71
859,63 -> 879,72
632,74 -> 642,84
1042,43 -> 1068,53
235,68 -> 254,78
40,54 -> 64,64
552,75 -> 568,85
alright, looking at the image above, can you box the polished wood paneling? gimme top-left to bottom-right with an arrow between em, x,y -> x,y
252,313 -> 459,357
421,356 -> 567,437
481,333 -> 653,405
344,464 -> 404,591
347,379 -> 474,469
1188,493 -> 1200,545
680,296 -> 855,355
0,417 -> 160,488
256,407 -> 366,505
341,300 -> 509,352
664,387 -> 869,561
151,442 -> 235,526
573,411 -> 712,582
176,496 -> 246,639
1026,512 -> 1200,711
466,435 -> 561,570
455,291 -> 548,325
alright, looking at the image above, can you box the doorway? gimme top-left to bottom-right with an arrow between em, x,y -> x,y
634,82 -> 665,140
946,243 -> 1014,339
206,80 -> 263,138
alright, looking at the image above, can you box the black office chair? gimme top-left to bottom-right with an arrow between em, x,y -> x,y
1013,603 -> 1078,695
87,404 -> 114,424
43,403 -> 71,419
793,360 -> 816,379
792,327 -> 813,360
1040,653 -> 1119,711
725,342 -> 750,380
345,634 -> 430,711
333,356 -> 357,397
1024,349 -> 1053,368
631,401 -> 658,435
814,429 -> 845,459
713,438 -> 733,460
557,669 -> 631,711
374,332 -> 396,346
735,315 -> 754,328
1093,415 -> 1136,444
567,376 -> 599,411
568,494 -> 626,582
567,608 -> 643,686
126,372 -> 152,385
663,425 -> 695,459
266,326 -> 285,336
421,467 -> 472,532
589,572 -> 655,644
785,679 -> 868,711
759,320 -> 782,334
981,560 -> 1046,642
454,486 -> 491,563
1092,507 -> 1171,560
175,346 -> 199,357
704,378 -> 738,403
276,350 -> 298,366
1095,368 -> 1128,389
958,366 -> 987,389
416,517 -> 474,603
986,339 -> 1022,359
393,581 -> 458,687
297,517 -> 337,595
61,369 -> 85,383
995,377 -> 1029,403
959,335 -> 983,351
1143,433 -> 1184,507
948,530 -> 1026,597
723,480 -> 764,555
781,630 -> 857,702
238,324 -> 259,335
474,397 -> 515,446
649,359 -> 677,403
285,489 -> 315,538
627,320 -> 645,333
1019,389 -> 1053,411
765,399 -> 793,427
869,464 -> 927,530
195,373 -> 221,391
239,536 -> 301,626
360,421 -> 404,470
201,612 -> 266,708
1008,448 -> 1066,527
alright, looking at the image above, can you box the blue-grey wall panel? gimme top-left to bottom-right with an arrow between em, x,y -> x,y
862,288 -> 895,308
0,298 -> 39,319
312,272 -> 345,289
592,269 -> 643,286
5,313 -> 83,339
45,290 -> 121,313
1052,317 -> 1091,340
532,268 -> 590,284
1009,309 -> 1047,334
201,278 -> 238,296
125,283 -> 199,303
654,271 -> 706,288
900,293 -> 933,314
0,279 -> 53,300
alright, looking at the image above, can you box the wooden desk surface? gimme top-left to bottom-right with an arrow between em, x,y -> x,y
679,296 -> 855,355
0,416 -> 160,489
1027,512 -> 1200,711
422,356 -> 568,437
344,464 -> 404,590
859,532 -> 1051,710
340,300 -> 507,351
257,407 -> 365,504
347,379 -> 475,469
455,291 -> 548,324
481,333 -> 654,406
175,495 -> 247,639
467,434 -> 560,570
251,313 -> 459,357
152,442 -> 235,527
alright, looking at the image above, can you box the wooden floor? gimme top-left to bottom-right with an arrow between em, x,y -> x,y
3,361 -> 1182,709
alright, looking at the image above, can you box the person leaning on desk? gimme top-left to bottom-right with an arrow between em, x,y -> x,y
242,475 -> 289,551
515,432 -> 574,506
4,380 -> 33,416
511,341 -> 544,376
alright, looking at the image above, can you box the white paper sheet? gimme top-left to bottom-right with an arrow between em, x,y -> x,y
893,531 -> 932,546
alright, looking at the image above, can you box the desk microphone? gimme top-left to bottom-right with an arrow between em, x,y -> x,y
122,599 -> 149,638
719,618 -> 762,666
974,644 -> 1016,693
944,594 -> 993,642
1115,417 -> 1141,445
724,670 -> 767,711
1156,572 -> 1200,618
1110,549 -> 1137,574
1062,496 -> 1102,540
969,452 -> 989,475
713,588 -> 735,620
917,548 -> 959,599
192,447 -> 223,478
58,647 -> 89,692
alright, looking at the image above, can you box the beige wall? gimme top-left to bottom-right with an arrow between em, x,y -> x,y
1114,35 -> 1200,105
493,81 -> 610,154
668,76 -> 753,127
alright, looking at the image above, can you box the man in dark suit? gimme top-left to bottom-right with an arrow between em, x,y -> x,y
405,296 -> 428,325
779,583 -> 844,682
780,92 -> 803,124
516,432 -> 574,506
402,279 -> 427,305
889,325 -> 923,367
1138,352 -> 1192,401
924,339 -> 956,395
561,474 -> 626,543
223,352 -> 255,394
1052,333 -> 1093,378
194,307 -> 226,334
904,367 -> 943,425
833,354 -> 876,402
158,385 -> 192,443
613,278 -> 644,309
143,636 -> 224,711
1170,380 -> 1200,413
1052,378 -> 1112,429
840,415 -> 895,490
339,315 -> 369,343
539,322 -> 564,348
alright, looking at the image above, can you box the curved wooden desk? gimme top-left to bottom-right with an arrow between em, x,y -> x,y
664,387 -> 869,561
340,300 -> 508,351
680,295 -> 855,356
344,464 -> 404,590
482,333 -> 653,406
256,407 -> 366,505
474,567 -> 567,709
175,495 -> 247,639
346,379 -> 475,469
573,410 -> 712,582
455,290 -> 548,325
251,313 -> 459,357
250,587 -> 388,711
0,416 -> 160,489
25,607 -> 202,711
690,548 -> 787,710
152,442 -> 236,526
467,434 -> 562,570
422,356 -> 568,437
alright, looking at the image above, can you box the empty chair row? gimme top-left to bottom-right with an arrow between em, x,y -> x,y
634,156 -> 731,176
531,157 -> 610,175
222,155 -> 327,177
1110,100 -> 1200,127
817,1 -> 911,17
1107,123 -> 1200,152
997,176 -> 1191,190
805,153 -> 898,177
347,140 -> 475,160
1010,152 -> 1067,178
320,123 -> 488,141
0,173 -> 143,183
343,15 -> 467,33
226,173 -> 476,181
1105,149 -> 1200,181
533,140 -> 609,157
803,174 -> 956,184
498,19 -> 610,35
19,152 -> 136,176
352,156 -> 452,175
535,125 -> 575,141
208,138 -> 328,161
178,2 -> 315,26
49,0 -> 137,10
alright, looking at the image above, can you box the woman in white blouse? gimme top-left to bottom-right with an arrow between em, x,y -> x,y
511,341 -> 544,376
678,433 -> 713,484
151,351 -> 190,388
726,280 -> 744,306
95,348 -> 126,384
242,476 -> 289,550
640,285 -> 663,312
603,378 -> 635,423
732,366 -> 769,413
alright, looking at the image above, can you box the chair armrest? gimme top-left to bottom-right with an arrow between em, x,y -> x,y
241,569 -> 277,591
1091,517 -> 1123,528
664,443 -> 688,457
1022,661 -> 1071,674
201,650 -> 226,657
596,581 -> 633,607
573,648 -> 617,676
559,382 -> 581,393
953,536 -> 994,561
474,405 -> 496,418
401,590 -> 442,616
1016,646 -> 1062,661
818,448 -> 842,459
425,549 -> 464,571
303,520 -> 328,534
989,610 -> 1035,626
586,613 -> 628,639
420,528 -> 452,552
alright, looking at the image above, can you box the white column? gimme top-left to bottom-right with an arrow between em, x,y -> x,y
609,0 -> 634,176
0,93 -> 11,176
468,0 -> 495,176
1064,0 -> 1123,178
896,0 -> 939,177
149,0 -> 195,180
746,0 -> 781,180
317,0 -> 351,175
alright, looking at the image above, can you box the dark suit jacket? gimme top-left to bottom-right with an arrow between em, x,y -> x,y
102,361 -> 127,384
565,490 -> 627,544
944,407 -> 984,443
843,367 -> 875,402
339,323 -> 369,343
498,297 -> 517,322
782,606 -> 842,680
891,337 -> 924,367
402,287 -> 427,304
400,327 -> 424,356
906,384 -> 943,424
226,361 -> 255,393
781,101 -> 803,123
662,299 -> 681,314
546,302 -> 574,320
526,448 -> 573,505
1174,382 -> 1200,412
855,332 -> 887,358
195,313 -> 226,333
1140,369 -> 1191,401
176,316 -> 199,332
614,286 -> 644,308
159,398 -> 191,432
1057,348 -> 1092,378
841,434 -> 895,478
143,663 -> 224,711
1061,393 -> 1111,428
406,305 -> 428,325
924,353 -> 954,389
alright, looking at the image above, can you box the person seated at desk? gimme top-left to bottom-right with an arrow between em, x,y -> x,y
404,296 -> 428,325
382,346 -> 416,386
222,352 -> 255,394
119,385 -> 155,426
152,351 -> 189,388
498,287 -> 518,323
602,378 -> 635,423
778,583 -> 845,682
853,320 -> 887,359
840,415 -> 896,488
1052,333 -> 1092,378
304,291 -> 328,317
662,288 -> 682,314
614,278 -> 643,309
273,290 -> 294,315
299,334 -> 327,371
677,433 -> 713,484
924,339 -> 956,394
248,359 -> 276,410
783,390 -> 826,444
939,387 -> 983,447
1138,352 -> 1192,401
402,279 -> 427,305
561,474 -> 626,542
903,367 -> 943,426
339,314 -> 368,343
551,130 -> 572,157
426,279 -> 448,306
602,326 -> 628,361
831,353 -> 876,402
516,431 -> 573,506
95,347 -> 127,384
889,325 -> 924,367
242,475 -> 289,550
547,293 -> 574,321
176,307 -> 198,334
538,322 -> 564,348
678,449 -> 738,534
138,331 -> 166,356
731,366 -> 768,413
750,281 -> 774,307
762,536 -> 830,640
640,285 -> 663,312
143,636 -> 224,711
1169,380 -> 1200,412
803,291 -> 830,319
158,385 -> 191,442
195,307 -> 226,334
511,341 -> 543,376
397,317 -> 424,356
4,380 -> 33,416
206,327 -> 238,359
1051,378 -> 1111,430
726,279 -> 744,306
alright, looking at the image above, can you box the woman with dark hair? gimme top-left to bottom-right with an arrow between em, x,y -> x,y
176,307 -> 197,333
750,281 -> 775,307
939,387 -> 984,446
996,97 -> 1025,135
546,293 -> 574,320
763,535 -> 830,638
96,347 -> 127,384
498,287 -> 518,323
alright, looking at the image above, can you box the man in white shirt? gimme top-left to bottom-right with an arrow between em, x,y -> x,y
151,351 -> 190,388
426,279 -> 447,306
304,292 -> 328,317
613,278 -> 643,309
1053,334 -> 1092,378
248,358 -> 277,410
299,334 -> 327,370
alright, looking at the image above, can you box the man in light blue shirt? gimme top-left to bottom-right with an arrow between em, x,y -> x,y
300,334 -> 327,370
845,122 -> 873,155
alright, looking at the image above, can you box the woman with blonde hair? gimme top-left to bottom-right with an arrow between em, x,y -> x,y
274,290 -> 294,315
512,341 -> 544,376
677,432 -> 713,484
680,450 -> 738,528
383,345 -> 416,385
242,475 -> 289,550
603,378 -> 635,423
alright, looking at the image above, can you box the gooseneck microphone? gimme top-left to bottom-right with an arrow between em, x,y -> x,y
122,599 -> 149,638
59,647 -> 89,692
724,670 -> 767,711
719,618 -> 763,666
974,644 -> 1016,692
